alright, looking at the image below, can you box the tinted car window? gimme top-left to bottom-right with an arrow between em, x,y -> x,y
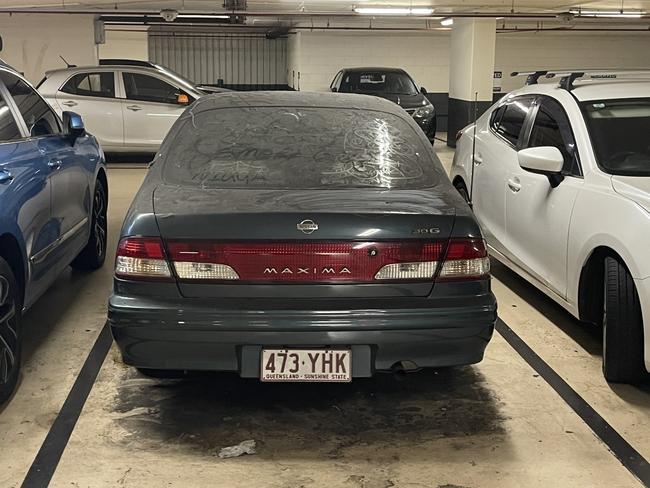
529,97 -> 580,174
0,72 -> 60,137
581,98 -> 650,176
494,99 -> 532,145
123,72 -> 180,104
0,92 -> 21,142
162,107 -> 440,190
339,71 -> 418,95
61,72 -> 115,98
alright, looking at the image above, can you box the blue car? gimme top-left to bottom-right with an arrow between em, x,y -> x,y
0,60 -> 107,403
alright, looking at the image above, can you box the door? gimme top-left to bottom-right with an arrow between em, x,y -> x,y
0,71 -> 55,303
472,97 -> 535,255
120,71 -> 189,150
504,96 -> 582,298
4,73 -> 92,269
55,71 -> 123,150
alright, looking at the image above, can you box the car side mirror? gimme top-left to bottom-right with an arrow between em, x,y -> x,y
62,111 -> 85,142
420,86 -> 428,95
331,87 -> 338,93
518,146 -> 565,187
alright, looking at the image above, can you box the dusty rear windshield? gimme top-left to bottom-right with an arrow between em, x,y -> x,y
161,106 -> 439,189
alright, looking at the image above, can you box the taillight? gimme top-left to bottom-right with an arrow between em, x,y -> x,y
114,238 -> 489,282
437,238 -> 490,281
115,237 -> 172,280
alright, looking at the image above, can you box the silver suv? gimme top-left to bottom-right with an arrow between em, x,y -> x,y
38,60 -> 229,153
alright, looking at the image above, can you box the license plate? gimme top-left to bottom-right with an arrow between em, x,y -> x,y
260,349 -> 351,382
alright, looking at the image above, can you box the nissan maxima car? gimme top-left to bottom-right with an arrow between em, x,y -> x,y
109,92 -> 496,382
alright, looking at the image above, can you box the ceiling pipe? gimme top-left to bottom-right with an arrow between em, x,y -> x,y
0,8 -> 562,19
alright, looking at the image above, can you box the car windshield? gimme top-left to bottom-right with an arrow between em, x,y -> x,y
340,71 -> 418,95
581,98 -> 650,176
162,106 -> 439,190
153,64 -> 201,92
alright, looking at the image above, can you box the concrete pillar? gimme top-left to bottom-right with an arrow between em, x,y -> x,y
447,18 -> 496,147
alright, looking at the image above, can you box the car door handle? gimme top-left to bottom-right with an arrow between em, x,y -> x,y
474,154 -> 483,165
126,105 -> 142,112
0,170 -> 13,184
48,159 -> 62,170
62,100 -> 77,107
507,178 -> 522,192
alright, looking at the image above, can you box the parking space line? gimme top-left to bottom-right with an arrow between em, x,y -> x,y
496,318 -> 650,487
21,323 -> 112,488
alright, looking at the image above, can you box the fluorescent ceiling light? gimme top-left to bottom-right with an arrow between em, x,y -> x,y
177,14 -> 231,19
354,7 -> 434,15
440,17 -> 453,26
569,9 -> 645,18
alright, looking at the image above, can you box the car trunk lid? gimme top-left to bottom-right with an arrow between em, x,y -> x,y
153,185 -> 458,298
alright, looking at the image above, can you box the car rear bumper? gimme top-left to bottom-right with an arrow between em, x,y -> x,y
108,294 -> 496,377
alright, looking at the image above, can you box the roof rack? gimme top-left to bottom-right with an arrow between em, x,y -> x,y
99,59 -> 157,68
511,71 -> 548,85
544,69 -> 650,90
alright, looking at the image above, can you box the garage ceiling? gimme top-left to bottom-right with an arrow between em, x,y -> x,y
2,0 -> 650,32
2,0 -> 650,15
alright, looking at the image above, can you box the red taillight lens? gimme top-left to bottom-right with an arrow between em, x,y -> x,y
438,238 -> 490,281
166,241 -> 445,282
114,238 -> 489,283
115,237 -> 172,280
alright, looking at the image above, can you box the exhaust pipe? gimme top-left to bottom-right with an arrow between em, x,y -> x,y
390,360 -> 421,380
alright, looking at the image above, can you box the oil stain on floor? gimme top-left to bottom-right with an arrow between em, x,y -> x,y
111,365 -> 505,462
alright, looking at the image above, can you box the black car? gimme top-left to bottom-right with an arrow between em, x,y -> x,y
109,92 -> 495,382
330,67 -> 437,142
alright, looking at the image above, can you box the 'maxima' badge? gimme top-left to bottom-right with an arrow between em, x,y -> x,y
297,219 -> 319,235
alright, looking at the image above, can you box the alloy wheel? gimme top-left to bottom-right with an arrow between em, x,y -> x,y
93,185 -> 107,259
0,275 -> 18,386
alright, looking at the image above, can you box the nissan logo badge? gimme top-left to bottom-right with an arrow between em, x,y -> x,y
297,219 -> 318,235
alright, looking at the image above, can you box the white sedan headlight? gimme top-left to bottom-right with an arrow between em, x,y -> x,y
413,104 -> 434,118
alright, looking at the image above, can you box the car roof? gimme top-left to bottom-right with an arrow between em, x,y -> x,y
342,67 -> 408,74
99,59 -> 157,68
508,79 -> 650,102
189,91 -> 407,116
44,64 -> 162,78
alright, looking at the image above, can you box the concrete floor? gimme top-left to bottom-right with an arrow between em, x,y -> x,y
0,143 -> 649,488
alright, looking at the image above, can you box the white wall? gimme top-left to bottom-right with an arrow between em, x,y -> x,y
289,29 -> 650,96
99,28 -> 149,61
0,13 -> 96,83
496,32 -> 650,93
293,31 -> 450,93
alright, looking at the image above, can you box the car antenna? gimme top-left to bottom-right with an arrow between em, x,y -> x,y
468,91 -> 479,208
59,55 -> 77,68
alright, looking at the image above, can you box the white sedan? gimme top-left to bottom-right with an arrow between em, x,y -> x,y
38,61 -> 229,153
450,72 -> 650,384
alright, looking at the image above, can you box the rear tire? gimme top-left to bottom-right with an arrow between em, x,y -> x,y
137,368 -> 186,379
0,257 -> 22,405
602,256 -> 646,384
71,180 -> 107,271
